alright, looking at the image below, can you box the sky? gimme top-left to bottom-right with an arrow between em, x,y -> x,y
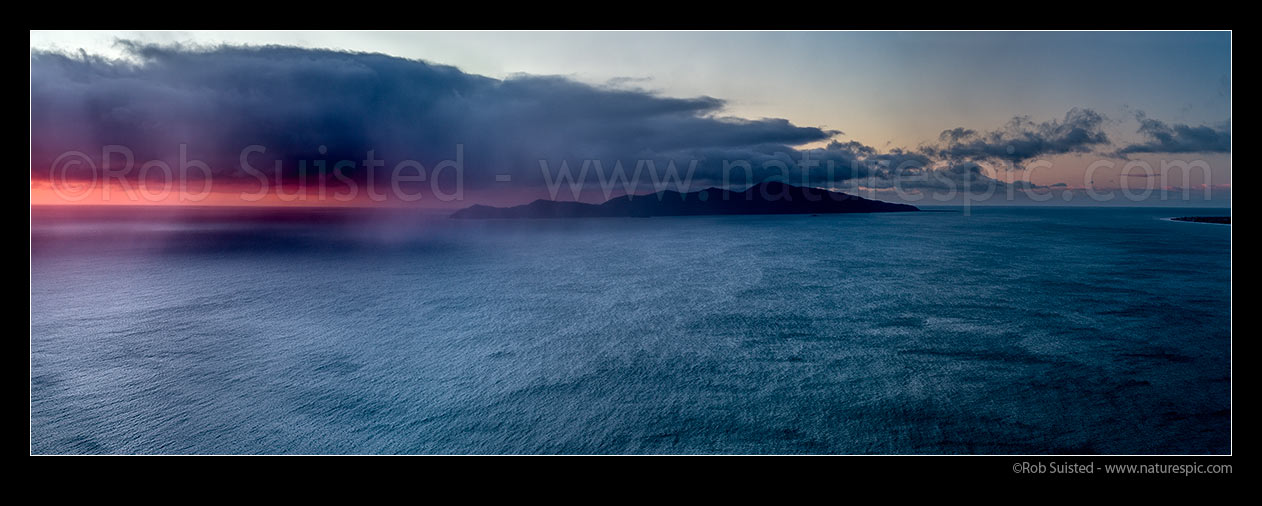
29,31 -> 1231,207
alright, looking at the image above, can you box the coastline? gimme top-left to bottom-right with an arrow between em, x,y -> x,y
1162,216 -> 1231,225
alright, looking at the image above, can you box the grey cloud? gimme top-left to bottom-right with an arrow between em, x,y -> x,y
937,127 -> 976,143
1116,113 -> 1230,156
928,108 -> 1110,165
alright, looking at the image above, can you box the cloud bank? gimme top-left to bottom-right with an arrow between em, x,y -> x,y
31,43 -> 853,192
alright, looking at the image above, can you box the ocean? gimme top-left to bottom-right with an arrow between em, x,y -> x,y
29,206 -> 1232,454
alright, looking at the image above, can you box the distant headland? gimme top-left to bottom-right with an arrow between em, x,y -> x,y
451,181 -> 919,219
1169,216 -> 1230,225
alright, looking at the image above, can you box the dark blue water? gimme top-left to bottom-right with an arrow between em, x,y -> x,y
30,206 -> 1231,454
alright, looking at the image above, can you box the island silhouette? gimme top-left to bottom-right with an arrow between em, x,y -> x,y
452,181 -> 919,219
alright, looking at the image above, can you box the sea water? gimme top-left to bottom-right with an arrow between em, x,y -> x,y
29,206 -> 1231,454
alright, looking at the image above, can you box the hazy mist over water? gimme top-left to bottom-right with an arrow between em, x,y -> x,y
30,206 -> 1231,454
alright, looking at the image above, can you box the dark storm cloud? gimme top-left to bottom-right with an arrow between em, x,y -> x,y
926,108 -> 1110,165
1116,113 -> 1231,156
30,43 -> 843,189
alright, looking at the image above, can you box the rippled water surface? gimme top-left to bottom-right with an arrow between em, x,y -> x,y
30,206 -> 1232,454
